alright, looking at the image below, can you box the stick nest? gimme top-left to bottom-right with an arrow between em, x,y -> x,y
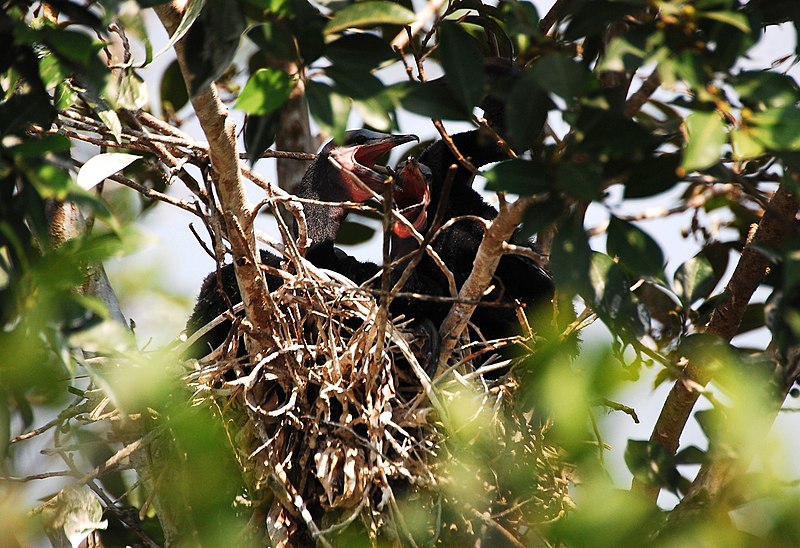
185,251 -> 573,545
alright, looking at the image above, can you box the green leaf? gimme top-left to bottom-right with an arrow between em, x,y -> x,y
589,252 -> 650,337
731,71 -> 800,111
183,0 -> 246,96
483,159 -> 551,195
244,110 -> 283,165
529,52 -> 590,102
624,439 -> 680,492
160,59 -> 189,113
388,81 -> 473,121
336,219 -> 376,245
730,127 -> 765,160
326,65 -> 384,99
77,153 -> 141,190
681,111 -> 726,172
235,68 -> 294,115
607,216 -> 666,282
116,70 -> 149,111
7,134 -> 71,159
0,89 -> 56,137
699,10 -> 750,33
438,21 -> 486,110
506,74 -> 551,150
325,33 -> 395,71
598,27 -> 655,73
749,106 -> 800,151
247,22 -> 297,63
555,160 -> 602,200
623,154 -> 681,199
550,212 -> 592,295
353,95 -> 396,133
325,1 -> 415,34
306,80 -> 351,143
150,0 -> 205,64
673,254 -> 716,305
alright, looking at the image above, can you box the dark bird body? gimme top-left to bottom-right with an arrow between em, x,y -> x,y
399,62 -> 556,353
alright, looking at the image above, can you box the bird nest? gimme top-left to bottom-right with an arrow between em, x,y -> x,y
184,254 -> 572,545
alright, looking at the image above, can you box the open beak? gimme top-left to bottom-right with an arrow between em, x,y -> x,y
329,133 -> 418,201
393,157 -> 431,239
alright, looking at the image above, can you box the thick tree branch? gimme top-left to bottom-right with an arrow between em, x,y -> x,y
435,194 -> 541,375
637,185 -> 798,501
155,2 -> 274,348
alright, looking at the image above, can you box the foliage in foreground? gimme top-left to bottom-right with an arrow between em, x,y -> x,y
2,0 -> 800,545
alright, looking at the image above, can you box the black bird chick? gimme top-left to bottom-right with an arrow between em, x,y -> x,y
185,130 -> 417,358
407,90 -> 556,357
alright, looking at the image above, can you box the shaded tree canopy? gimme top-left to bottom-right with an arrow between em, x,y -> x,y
2,0 -> 800,546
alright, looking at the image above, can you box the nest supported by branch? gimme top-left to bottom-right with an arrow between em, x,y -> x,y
185,247 -> 572,545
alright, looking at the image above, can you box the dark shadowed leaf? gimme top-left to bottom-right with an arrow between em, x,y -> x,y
246,22 -> 296,62
325,33 -> 396,71
624,439 -> 680,492
336,219 -> 376,245
674,254 -> 716,306
556,160 -> 602,200
388,81 -> 473,121
551,213 -> 592,295
607,216 -> 666,282
183,0 -> 246,96
483,159 -> 551,195
326,65 -> 384,99
589,252 -> 650,337
235,68 -> 294,115
506,73 -> 551,150
325,1 -> 415,34
530,52 -> 591,103
244,109 -> 283,165
307,80 -> 350,143
674,445 -> 706,465
438,21 -> 486,110
160,59 -> 189,113
623,154 -> 681,198
0,89 -> 56,137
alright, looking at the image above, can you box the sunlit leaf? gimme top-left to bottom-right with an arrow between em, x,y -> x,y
325,1 -> 415,34
749,106 -> 800,150
235,68 -> 294,115
699,10 -> 750,33
681,111 -> 726,172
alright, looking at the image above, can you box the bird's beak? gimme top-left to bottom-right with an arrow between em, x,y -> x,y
393,157 -> 431,239
330,133 -> 418,200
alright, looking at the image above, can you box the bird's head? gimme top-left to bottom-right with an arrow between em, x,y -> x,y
392,157 -> 432,239
323,130 -> 418,202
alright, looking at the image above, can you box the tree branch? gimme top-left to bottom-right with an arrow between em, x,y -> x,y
155,2 -> 274,349
435,194 -> 542,375
637,185 -> 798,501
